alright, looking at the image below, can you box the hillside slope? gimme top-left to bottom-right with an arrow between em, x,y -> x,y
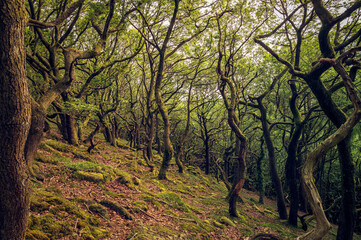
26,131 -> 340,240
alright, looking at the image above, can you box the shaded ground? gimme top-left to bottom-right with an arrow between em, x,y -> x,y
26,130 -> 352,240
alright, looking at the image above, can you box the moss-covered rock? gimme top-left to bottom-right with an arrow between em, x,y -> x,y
75,170 -> 104,183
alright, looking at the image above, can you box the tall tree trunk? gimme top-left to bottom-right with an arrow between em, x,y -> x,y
204,137 -> 210,175
286,125 -> 302,226
285,81 -> 304,226
0,1 -> 31,239
143,114 -> 155,171
300,58 -> 361,240
156,0 -> 179,180
257,138 -> 265,204
336,136 -> 355,240
258,99 -> 288,219
305,73 -> 356,239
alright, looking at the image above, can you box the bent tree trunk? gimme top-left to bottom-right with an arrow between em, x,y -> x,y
0,1 -> 32,239
300,57 -> 361,240
155,0 -> 179,180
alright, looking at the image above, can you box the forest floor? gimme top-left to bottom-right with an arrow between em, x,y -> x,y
25,130 -> 357,240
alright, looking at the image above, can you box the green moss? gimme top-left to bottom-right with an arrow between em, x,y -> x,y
73,150 -> 94,162
44,139 -> 74,153
132,176 -> 141,185
77,221 -> 111,239
43,221 -> 72,236
30,194 -> 51,212
126,225 -> 178,240
212,220 -> 226,229
140,194 -> 162,210
179,221 -> 212,238
157,191 -> 189,212
75,170 -> 104,183
236,213 -> 248,225
239,227 -> 254,236
132,200 -> 149,212
116,171 -> 136,189
89,204 -> 109,219
103,187 -> 122,198
25,230 -> 50,240
100,200 -> 133,220
220,216 -> 236,227
67,161 -> 121,182
35,153 -> 59,164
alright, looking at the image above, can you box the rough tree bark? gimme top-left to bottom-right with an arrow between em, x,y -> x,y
300,51 -> 361,240
0,1 -> 32,239
216,12 -> 248,217
156,0 -> 179,180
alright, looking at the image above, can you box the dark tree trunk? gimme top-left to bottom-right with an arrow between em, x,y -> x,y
204,137 -> 210,175
257,138 -> 265,204
0,1 -> 31,239
336,136 -> 355,240
285,126 -> 302,226
228,139 -> 247,217
285,80 -> 304,226
305,74 -> 356,239
258,99 -> 288,219
65,114 -> 79,145
143,114 -> 155,171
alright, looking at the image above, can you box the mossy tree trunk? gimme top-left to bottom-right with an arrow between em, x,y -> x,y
216,13 -> 248,217
300,55 -> 361,240
243,68 -> 288,219
0,1 -> 31,238
255,1 -> 361,237
156,0 -> 179,180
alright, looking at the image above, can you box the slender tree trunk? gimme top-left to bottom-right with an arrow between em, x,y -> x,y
258,99 -> 288,219
143,114 -> 155,171
205,137 -> 210,175
0,1 -> 31,239
285,80 -> 304,226
257,138 -> 265,204
155,0 -> 179,180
